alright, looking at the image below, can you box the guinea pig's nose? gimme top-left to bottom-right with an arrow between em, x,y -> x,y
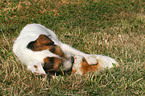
71,56 -> 74,64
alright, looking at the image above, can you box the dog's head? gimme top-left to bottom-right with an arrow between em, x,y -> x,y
27,34 -> 73,74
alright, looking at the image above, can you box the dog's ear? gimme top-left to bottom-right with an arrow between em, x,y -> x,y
36,34 -> 54,45
27,34 -> 66,57
43,57 -> 63,72
27,34 -> 54,51
49,45 -> 66,57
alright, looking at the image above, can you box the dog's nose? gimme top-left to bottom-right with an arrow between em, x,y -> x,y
71,56 -> 74,64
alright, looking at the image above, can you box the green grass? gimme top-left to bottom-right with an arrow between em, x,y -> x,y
0,0 -> 145,95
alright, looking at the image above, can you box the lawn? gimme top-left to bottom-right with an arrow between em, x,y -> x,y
0,0 -> 145,95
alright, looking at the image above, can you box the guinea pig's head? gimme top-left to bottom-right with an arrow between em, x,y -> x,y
72,55 -> 90,75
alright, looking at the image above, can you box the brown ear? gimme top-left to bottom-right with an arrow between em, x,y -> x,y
43,57 -> 63,72
49,45 -> 66,57
36,34 -> 54,45
27,34 -> 67,57
27,34 -> 54,51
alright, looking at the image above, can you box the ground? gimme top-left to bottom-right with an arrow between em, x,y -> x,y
0,0 -> 145,95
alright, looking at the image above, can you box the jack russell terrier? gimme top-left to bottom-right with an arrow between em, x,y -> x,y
13,24 -> 98,75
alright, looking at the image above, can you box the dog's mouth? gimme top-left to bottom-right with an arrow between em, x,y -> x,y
70,56 -> 74,64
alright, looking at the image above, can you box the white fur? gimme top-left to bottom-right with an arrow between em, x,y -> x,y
13,24 -> 97,75
72,55 -> 84,75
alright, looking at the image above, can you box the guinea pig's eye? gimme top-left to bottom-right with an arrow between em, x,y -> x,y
82,58 -> 85,62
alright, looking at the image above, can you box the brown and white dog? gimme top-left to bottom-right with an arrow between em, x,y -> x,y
13,24 -> 97,75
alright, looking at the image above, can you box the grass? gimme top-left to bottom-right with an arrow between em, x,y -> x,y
0,0 -> 145,95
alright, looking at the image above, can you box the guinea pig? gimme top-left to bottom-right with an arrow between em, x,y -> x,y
72,55 -> 119,75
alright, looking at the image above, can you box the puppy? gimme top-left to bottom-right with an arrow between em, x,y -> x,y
13,24 -> 97,75
72,55 -> 119,75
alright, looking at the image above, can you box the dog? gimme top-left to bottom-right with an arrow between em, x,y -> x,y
72,55 -> 119,75
13,24 -> 97,75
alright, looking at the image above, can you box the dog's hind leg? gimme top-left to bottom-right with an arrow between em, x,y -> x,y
27,62 -> 46,75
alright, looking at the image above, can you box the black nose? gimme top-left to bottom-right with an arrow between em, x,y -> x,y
71,56 -> 74,64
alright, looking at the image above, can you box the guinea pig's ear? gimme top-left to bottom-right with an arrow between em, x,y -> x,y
36,34 -> 54,45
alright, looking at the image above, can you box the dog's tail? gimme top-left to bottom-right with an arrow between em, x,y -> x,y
91,54 -> 119,69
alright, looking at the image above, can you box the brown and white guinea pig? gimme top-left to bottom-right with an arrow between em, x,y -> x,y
72,55 -> 119,75
13,24 -> 97,75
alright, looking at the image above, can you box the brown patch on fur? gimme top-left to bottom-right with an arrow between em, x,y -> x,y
74,57 -> 77,60
27,34 -> 66,57
72,69 -> 77,73
81,58 -> 100,75
43,57 -> 63,72
27,34 -> 54,51
47,45 -> 66,57
34,65 -> 38,68
37,34 -> 54,45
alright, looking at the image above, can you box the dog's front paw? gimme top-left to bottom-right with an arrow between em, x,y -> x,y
85,55 -> 97,65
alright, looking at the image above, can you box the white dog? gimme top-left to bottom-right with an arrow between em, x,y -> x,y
72,55 -> 119,75
13,24 -> 97,75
